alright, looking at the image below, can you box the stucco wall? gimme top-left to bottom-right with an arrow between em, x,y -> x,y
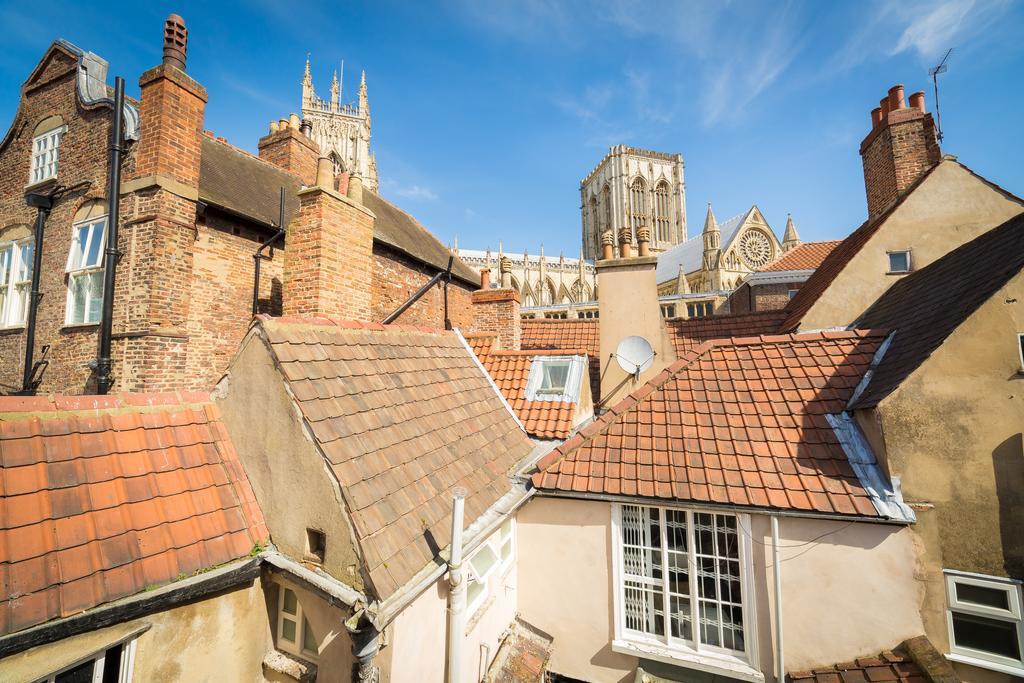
0,579 -> 272,683
800,161 -> 1023,331
871,271 -> 1024,663
518,497 -> 923,683
266,575 -> 356,682
385,523 -> 518,683
217,332 -> 365,590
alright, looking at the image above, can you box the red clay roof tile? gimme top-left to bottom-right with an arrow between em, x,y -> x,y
533,331 -> 888,518
760,241 -> 842,273
0,393 -> 267,636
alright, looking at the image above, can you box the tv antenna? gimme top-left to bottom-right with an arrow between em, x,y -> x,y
929,48 -> 953,142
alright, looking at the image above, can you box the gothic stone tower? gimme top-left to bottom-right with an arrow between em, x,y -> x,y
579,145 -> 686,261
301,57 -> 378,191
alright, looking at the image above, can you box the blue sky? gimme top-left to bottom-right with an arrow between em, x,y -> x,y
1,0 -> 1022,255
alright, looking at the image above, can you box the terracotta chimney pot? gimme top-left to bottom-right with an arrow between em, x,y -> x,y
480,268 -> 490,290
162,14 -> 187,70
618,227 -> 632,259
601,228 -> 614,261
909,91 -> 926,113
315,157 -> 333,188
870,107 -> 883,129
888,84 -> 905,111
880,97 -> 890,118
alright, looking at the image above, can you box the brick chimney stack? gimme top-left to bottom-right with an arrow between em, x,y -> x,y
471,255 -> 520,350
258,114 -> 321,187
283,156 -> 376,320
860,83 -> 940,218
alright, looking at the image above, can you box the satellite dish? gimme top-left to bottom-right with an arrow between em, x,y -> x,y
615,336 -> 655,378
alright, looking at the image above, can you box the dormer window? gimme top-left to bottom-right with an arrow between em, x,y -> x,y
525,355 -> 586,402
30,124 -> 66,185
887,250 -> 911,273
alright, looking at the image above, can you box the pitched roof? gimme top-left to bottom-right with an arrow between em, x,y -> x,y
0,393 -> 268,636
788,648 -> 924,683
759,241 -> 841,273
462,331 -> 498,357
655,208 -> 752,283
533,330 -> 893,519
197,137 -> 478,286
477,349 -> 589,440
521,318 -> 601,402
850,212 -> 1024,409
256,317 -> 534,598
665,310 -> 789,355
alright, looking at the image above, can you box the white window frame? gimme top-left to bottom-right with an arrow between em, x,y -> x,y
466,518 -> 516,618
787,289 -> 799,300
30,125 -> 66,185
524,355 -> 586,402
276,584 -> 320,661
944,569 -> 1024,675
64,214 -> 108,325
0,237 -> 34,328
1017,333 -> 1024,373
887,249 -> 912,273
611,503 -> 762,682
34,636 -> 137,682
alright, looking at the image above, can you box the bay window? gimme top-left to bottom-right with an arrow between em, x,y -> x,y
65,215 -> 107,324
0,238 -> 33,327
613,504 -> 758,675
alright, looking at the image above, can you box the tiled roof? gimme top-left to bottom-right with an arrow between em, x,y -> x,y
760,241 -> 842,273
478,350 -> 589,440
788,650 -> 924,683
463,331 -> 498,357
521,319 -> 599,356
0,393 -> 268,636
851,212 -> 1024,409
198,137 -> 478,286
533,330 -> 890,518
665,310 -> 789,354
521,318 -> 601,403
257,317 -> 534,598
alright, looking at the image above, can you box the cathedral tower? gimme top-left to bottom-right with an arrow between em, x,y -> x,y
301,57 -> 378,191
579,145 -> 686,261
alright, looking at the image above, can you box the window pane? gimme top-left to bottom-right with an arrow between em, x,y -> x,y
467,576 -> 485,607
624,579 -> 664,636
55,660 -> 95,683
889,252 -> 909,272
952,611 -> 1021,659
282,588 -> 297,615
16,242 -> 33,282
956,582 -> 1011,611
281,616 -> 297,643
69,274 -> 87,324
84,221 -> 106,268
86,271 -> 104,323
0,246 -> 11,284
101,644 -> 123,683
69,226 -> 88,271
302,617 -> 318,654
669,594 -> 691,640
694,513 -> 744,652
540,362 -> 570,393
470,543 -> 499,579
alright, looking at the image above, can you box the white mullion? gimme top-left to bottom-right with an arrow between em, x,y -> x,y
92,650 -> 106,683
660,505 -> 671,648
713,514 -> 725,649
688,510 -> 699,650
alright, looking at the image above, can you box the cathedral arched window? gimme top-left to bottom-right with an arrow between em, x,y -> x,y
602,185 -> 611,236
589,196 -> 600,244
630,178 -> 647,241
653,181 -> 670,243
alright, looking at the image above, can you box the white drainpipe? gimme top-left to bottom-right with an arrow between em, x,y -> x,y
448,488 -> 467,683
772,515 -> 785,683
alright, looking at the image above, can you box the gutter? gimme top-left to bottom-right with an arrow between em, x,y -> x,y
260,549 -> 368,609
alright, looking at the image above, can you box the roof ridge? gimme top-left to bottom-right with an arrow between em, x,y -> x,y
534,328 -> 888,474
0,391 -> 213,416
256,314 -> 449,336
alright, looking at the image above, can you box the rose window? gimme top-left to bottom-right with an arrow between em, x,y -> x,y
738,230 -> 773,268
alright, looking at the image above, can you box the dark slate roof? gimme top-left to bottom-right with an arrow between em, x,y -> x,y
256,317 -> 534,599
850,212 -> 1024,409
197,137 -> 478,286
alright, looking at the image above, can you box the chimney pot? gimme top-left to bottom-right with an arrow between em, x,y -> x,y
617,227 -> 632,259
269,120 -> 279,134
888,84 -> 905,111
870,107 -> 882,129
289,113 -> 301,130
348,174 -> 363,205
601,228 -> 615,261
279,118 -> 289,131
880,97 -> 890,118
480,268 -> 490,290
162,14 -> 188,71
909,91 -> 926,113
499,255 -> 513,289
637,226 -> 651,257
315,157 -> 333,188
300,119 -> 312,137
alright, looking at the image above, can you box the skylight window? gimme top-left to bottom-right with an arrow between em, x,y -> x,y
525,355 -> 586,402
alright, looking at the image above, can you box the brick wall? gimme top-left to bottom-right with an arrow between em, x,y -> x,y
0,45 -> 121,394
372,242 -> 475,329
729,282 -> 802,314
257,128 -> 319,187
471,289 -> 520,350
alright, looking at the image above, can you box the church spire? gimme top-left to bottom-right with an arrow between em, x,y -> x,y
330,70 -> 339,111
702,203 -> 723,290
359,70 -> 369,115
302,54 -> 314,108
782,213 -> 801,252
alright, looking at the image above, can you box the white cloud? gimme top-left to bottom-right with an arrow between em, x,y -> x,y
892,0 -> 1010,58
393,184 -> 439,201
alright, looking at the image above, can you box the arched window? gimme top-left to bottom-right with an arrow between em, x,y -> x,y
589,196 -> 600,245
653,181 -> 670,243
0,223 -> 33,328
602,185 -> 611,237
629,178 -> 647,241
